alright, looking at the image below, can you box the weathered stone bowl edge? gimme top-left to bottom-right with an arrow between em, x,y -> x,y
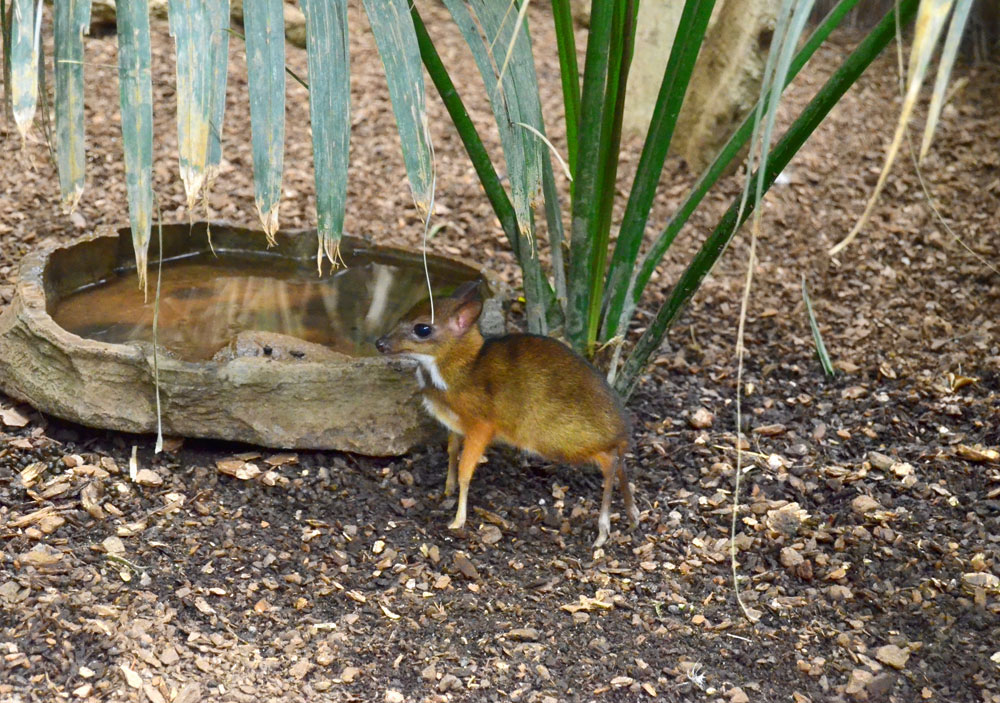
0,223 -> 504,456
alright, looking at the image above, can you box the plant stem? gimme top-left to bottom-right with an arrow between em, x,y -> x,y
600,0 -> 718,341
551,0 -> 580,177
566,0 -> 614,352
411,6 -> 520,260
585,0 -> 637,351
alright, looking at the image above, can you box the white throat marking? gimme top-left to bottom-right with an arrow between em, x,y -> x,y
407,353 -> 448,391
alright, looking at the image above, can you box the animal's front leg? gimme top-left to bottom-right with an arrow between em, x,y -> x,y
448,423 -> 493,531
444,431 -> 461,497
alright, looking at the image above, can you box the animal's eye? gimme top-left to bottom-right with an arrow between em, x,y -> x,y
413,323 -> 432,339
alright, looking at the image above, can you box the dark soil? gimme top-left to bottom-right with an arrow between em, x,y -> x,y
2,4 -> 999,703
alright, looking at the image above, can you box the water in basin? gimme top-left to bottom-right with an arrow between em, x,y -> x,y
52,251 -> 469,361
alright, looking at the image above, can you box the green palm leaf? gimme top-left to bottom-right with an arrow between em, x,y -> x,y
116,0 -> 154,292
169,0 -> 214,211
362,0 -> 434,214
53,0 -> 91,210
301,0 -> 350,271
11,0 -> 41,140
243,0 -> 286,242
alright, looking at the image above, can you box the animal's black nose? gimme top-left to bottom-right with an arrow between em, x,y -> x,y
375,337 -> 389,354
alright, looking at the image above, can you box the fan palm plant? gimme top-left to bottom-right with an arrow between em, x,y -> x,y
3,0 -> 974,397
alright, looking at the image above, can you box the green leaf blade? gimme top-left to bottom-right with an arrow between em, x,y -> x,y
614,0 -> 920,397
611,0 -> 862,343
600,0 -> 717,342
565,0 -> 614,351
551,0 -> 579,176
169,0 -> 214,210
243,0 -> 286,241
802,276 -> 835,376
440,0 -> 550,331
205,0 -> 230,195
53,0 -> 91,210
362,0 -> 433,214
116,0 -> 154,291
301,0 -> 349,268
11,0 -> 41,140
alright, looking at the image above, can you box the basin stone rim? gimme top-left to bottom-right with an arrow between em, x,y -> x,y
16,222 -> 497,374
0,221 -> 503,453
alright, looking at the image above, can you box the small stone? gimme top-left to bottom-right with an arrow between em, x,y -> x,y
507,627 -> 538,641
845,669 -> 873,696
868,451 -> 894,470
827,585 -> 853,601
728,687 -> 750,703
753,423 -> 785,436
72,684 -> 92,698
689,408 -> 713,429
159,646 -> 180,665
340,666 -> 361,683
120,664 -> 142,689
0,406 -> 29,427
874,644 -> 909,670
216,459 -> 244,476
851,495 -> 881,514
438,673 -> 462,692
78,666 -> 95,678
962,572 -> 999,591
385,691 -> 405,703
780,547 -> 803,569
479,525 -> 503,545
134,469 -> 163,487
143,683 -> 166,703
290,658 -> 313,679
20,544 -> 63,567
38,514 -> 66,534
453,553 -> 480,580
866,672 -> 896,699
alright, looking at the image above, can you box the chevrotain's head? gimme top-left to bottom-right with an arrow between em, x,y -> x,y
375,280 -> 484,358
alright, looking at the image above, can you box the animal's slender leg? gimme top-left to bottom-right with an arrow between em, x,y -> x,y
593,452 -> 616,548
615,448 -> 640,526
448,423 -> 493,530
444,432 -> 461,497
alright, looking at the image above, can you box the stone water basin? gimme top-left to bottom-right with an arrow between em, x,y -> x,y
0,223 -> 501,454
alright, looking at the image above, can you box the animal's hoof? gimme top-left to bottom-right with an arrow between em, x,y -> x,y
592,532 -> 608,549
628,506 -> 641,527
448,518 -> 466,531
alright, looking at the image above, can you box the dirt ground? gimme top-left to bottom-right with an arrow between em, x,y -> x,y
1,4 -> 999,703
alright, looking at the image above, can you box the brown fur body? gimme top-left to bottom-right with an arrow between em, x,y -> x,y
423,331 -> 628,463
375,283 -> 639,547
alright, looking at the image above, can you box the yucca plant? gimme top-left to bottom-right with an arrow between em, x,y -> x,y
6,0 -> 975,398
415,0 -> 927,397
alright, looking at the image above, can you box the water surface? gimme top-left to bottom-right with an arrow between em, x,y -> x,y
52,252 -> 468,361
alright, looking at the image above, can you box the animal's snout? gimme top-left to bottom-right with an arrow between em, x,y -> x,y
375,336 -> 390,354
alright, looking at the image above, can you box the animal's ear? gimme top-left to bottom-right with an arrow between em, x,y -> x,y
451,280 -> 482,303
449,299 -> 483,334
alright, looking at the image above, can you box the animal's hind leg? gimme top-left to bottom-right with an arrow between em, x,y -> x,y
444,432 -> 461,497
615,449 -> 640,526
593,452 -> 616,548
